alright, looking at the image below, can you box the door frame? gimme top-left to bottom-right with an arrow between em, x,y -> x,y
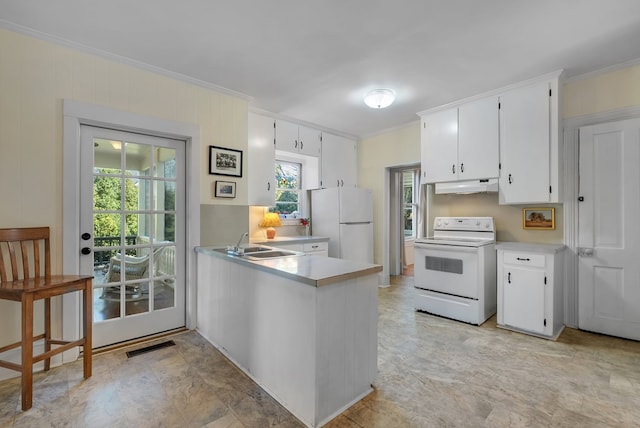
383,162 -> 423,283
563,104 -> 640,328
62,99 -> 200,360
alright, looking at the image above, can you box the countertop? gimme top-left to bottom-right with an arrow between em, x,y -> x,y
496,241 -> 566,253
196,246 -> 381,287
251,236 -> 329,245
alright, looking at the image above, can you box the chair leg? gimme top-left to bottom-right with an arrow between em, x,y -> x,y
21,294 -> 34,411
44,297 -> 51,371
82,280 -> 92,379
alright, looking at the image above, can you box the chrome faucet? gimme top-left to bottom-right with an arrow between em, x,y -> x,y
232,232 -> 248,253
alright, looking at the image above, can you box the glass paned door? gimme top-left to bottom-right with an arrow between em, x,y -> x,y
80,126 -> 185,348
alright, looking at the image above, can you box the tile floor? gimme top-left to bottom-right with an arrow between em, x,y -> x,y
1,275 -> 640,427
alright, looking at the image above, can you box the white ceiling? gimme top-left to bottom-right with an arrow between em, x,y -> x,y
2,0 -> 640,138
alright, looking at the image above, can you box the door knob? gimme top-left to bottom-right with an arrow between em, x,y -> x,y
81,232 -> 91,240
81,247 -> 92,255
578,247 -> 594,257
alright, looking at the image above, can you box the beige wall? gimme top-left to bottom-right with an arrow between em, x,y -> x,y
563,63 -> 640,118
0,29 -> 248,356
358,123 -> 421,265
358,61 -> 640,266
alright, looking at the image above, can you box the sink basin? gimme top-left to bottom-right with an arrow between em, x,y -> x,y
245,250 -> 301,260
241,246 -> 272,253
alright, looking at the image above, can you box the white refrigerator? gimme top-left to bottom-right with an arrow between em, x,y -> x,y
311,187 -> 373,263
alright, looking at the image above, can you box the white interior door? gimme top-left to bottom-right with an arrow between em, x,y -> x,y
80,126 -> 186,348
578,118 -> 640,340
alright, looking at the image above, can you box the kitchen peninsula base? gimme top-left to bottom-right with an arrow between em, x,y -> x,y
196,249 -> 380,427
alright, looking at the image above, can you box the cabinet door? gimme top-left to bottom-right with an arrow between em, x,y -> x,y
503,266 -> 546,334
499,81 -> 551,204
321,133 -> 357,187
458,96 -> 499,180
421,108 -> 458,183
298,125 -> 322,157
275,119 -> 300,153
248,113 -> 275,206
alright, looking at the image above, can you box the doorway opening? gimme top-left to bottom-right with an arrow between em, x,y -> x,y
385,164 -> 421,279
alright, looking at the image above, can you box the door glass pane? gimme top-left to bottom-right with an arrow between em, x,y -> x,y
125,282 -> 150,316
155,181 -> 176,211
154,245 -> 175,311
125,142 -> 152,176
156,148 -> 176,178
154,213 -> 176,243
93,287 -> 120,321
94,138 -> 122,173
93,176 -> 122,211
93,214 -> 122,243
131,177 -> 150,211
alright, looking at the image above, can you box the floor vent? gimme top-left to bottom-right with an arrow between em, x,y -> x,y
126,340 -> 176,358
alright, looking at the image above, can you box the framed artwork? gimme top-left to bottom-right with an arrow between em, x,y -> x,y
523,208 -> 555,230
209,146 -> 243,177
214,181 -> 236,198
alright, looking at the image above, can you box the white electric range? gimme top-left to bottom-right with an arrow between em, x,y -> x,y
414,217 -> 497,325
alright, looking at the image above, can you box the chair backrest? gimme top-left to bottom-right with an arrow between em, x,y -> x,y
0,227 -> 51,282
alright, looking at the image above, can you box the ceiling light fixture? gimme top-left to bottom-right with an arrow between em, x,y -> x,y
364,89 -> 395,109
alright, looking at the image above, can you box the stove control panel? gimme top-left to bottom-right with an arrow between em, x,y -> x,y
434,217 -> 494,232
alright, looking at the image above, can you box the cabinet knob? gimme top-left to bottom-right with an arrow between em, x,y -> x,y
507,272 -> 511,284
300,140 -> 303,150
267,182 -> 270,191
452,164 -> 455,174
508,173 -> 513,184
460,163 -> 464,173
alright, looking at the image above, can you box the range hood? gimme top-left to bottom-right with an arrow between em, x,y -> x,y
434,178 -> 499,194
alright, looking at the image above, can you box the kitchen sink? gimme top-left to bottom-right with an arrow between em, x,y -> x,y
244,250 -> 302,260
241,246 -> 272,253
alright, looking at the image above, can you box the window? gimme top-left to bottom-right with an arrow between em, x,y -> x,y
403,170 -> 418,238
274,160 -> 302,217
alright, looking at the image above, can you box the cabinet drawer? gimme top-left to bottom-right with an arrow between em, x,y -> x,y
274,243 -> 304,252
503,252 -> 546,268
303,241 -> 328,252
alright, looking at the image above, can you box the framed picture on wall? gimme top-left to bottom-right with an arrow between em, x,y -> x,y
209,146 -> 243,177
523,208 -> 555,230
214,181 -> 236,198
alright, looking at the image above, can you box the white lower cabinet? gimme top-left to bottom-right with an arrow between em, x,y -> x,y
272,240 -> 329,257
497,243 -> 565,339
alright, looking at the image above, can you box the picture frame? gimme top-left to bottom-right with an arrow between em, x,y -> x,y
523,207 -> 555,230
209,146 -> 243,177
214,180 -> 236,198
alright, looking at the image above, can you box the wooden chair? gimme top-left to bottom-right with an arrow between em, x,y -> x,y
0,227 -> 92,410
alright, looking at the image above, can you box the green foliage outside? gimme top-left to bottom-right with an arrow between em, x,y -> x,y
93,169 -> 139,242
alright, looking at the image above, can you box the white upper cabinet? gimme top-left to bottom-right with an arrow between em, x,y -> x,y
458,96 -> 499,180
498,73 -> 562,204
320,133 -> 357,188
420,95 -> 499,183
248,112 -> 276,206
421,108 -> 458,183
275,119 -> 322,157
